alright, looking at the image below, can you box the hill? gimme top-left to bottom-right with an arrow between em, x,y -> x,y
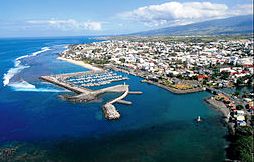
133,15 -> 253,36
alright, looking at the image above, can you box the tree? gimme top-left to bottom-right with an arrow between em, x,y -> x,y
235,78 -> 244,87
236,105 -> 244,110
234,90 -> 240,96
245,104 -> 250,109
220,71 -> 231,80
233,126 -> 254,162
119,58 -> 125,63
176,74 -> 183,79
202,80 -> 207,85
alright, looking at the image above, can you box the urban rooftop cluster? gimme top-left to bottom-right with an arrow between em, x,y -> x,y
60,36 -> 254,127
61,37 -> 254,90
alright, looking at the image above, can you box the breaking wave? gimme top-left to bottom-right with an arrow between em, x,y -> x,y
3,47 -> 50,86
3,46 -> 70,92
9,80 -> 68,92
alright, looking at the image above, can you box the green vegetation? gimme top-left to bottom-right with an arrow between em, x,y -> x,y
220,71 -> 231,80
236,78 -> 244,86
234,90 -> 240,97
83,58 -> 109,65
106,35 -> 253,43
161,79 -> 172,87
230,126 -> 254,162
211,68 -> 220,80
235,75 -> 253,87
119,58 -> 125,63
236,105 -> 244,110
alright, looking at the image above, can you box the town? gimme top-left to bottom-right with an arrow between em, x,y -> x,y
61,36 -> 253,91
60,36 -> 254,130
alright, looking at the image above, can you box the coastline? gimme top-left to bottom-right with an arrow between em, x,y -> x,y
59,46 -> 236,161
205,97 -> 229,118
141,79 -> 205,94
108,66 -> 205,94
57,57 -> 102,71
205,97 -> 235,135
2,36 -> 250,162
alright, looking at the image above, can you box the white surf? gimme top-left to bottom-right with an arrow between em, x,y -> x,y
3,47 -> 51,86
9,80 -> 68,93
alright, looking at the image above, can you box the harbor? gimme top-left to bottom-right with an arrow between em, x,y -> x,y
0,37 -> 231,162
40,70 -> 142,120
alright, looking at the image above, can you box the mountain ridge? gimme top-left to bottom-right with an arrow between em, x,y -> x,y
132,15 -> 253,36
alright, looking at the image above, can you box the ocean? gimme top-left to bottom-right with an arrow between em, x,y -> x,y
0,37 -> 228,162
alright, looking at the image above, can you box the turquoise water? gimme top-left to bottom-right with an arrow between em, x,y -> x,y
0,37 -> 228,161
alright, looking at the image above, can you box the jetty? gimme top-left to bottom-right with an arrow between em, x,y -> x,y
40,75 -> 91,94
102,84 -> 129,120
40,71 -> 141,120
117,100 -> 132,105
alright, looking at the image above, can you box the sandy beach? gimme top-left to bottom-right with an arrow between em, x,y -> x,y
57,57 -> 102,71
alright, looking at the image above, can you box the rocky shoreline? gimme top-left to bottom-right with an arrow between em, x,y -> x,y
205,97 -> 235,135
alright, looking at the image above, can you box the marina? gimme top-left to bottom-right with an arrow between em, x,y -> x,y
66,71 -> 128,88
0,37 -> 230,162
40,70 -> 142,120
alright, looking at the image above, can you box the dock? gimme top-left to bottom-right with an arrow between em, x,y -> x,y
40,71 -> 142,120
40,75 -> 91,94
128,91 -> 143,95
116,100 -> 132,105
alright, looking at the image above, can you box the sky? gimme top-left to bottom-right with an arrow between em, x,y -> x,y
0,0 -> 253,37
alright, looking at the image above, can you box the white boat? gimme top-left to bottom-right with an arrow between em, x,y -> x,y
196,116 -> 202,122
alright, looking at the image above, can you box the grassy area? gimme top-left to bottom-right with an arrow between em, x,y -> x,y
161,79 -> 172,87
161,79 -> 193,90
172,84 -> 193,90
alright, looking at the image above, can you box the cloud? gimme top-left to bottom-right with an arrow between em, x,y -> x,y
119,1 -> 253,27
231,4 -> 253,16
27,19 -> 102,31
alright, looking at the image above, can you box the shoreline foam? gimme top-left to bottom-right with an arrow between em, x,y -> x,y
57,57 -> 102,71
3,47 -> 51,86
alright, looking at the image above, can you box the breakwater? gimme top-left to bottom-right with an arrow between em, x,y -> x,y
0,37 -> 228,162
40,75 -> 90,94
40,71 -> 141,120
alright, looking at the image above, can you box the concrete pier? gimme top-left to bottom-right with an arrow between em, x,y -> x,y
40,72 -> 142,120
128,91 -> 143,94
40,76 -> 91,94
116,100 -> 132,105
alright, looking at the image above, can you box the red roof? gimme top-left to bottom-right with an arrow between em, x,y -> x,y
231,72 -> 238,75
243,64 -> 254,68
231,71 -> 250,75
197,75 -> 209,79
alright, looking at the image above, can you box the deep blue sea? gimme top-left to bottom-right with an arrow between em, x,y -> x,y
0,37 -> 228,162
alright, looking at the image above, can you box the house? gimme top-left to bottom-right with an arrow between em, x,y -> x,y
197,74 -> 209,81
233,110 -> 245,118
